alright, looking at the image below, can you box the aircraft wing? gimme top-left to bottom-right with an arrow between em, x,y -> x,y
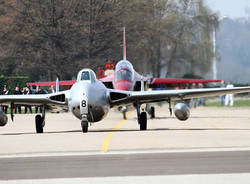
109,87 -> 250,107
149,78 -> 221,88
0,91 -> 69,112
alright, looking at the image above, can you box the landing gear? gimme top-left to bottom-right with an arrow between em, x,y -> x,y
35,105 -> 45,134
123,111 -> 127,120
145,104 -> 155,119
10,102 -> 14,122
81,120 -> 88,133
136,104 -> 141,122
81,115 -> 88,133
139,112 -> 147,130
35,115 -> 44,133
150,106 -> 155,119
168,99 -> 173,116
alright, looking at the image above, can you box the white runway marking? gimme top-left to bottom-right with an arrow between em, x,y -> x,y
1,147 -> 250,158
1,173 -> 250,184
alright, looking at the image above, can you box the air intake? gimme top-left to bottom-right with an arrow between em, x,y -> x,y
50,94 -> 66,102
109,92 -> 128,101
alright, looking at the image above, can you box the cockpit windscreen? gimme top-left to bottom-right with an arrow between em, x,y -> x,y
115,69 -> 132,81
81,71 -> 90,80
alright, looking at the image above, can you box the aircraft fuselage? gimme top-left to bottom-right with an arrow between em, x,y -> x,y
68,69 -> 109,122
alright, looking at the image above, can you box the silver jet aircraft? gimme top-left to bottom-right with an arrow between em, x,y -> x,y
1,69 -> 250,133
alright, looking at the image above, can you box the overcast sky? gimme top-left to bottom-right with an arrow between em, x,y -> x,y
206,0 -> 250,18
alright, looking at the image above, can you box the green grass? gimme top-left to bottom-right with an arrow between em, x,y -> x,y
206,99 -> 250,107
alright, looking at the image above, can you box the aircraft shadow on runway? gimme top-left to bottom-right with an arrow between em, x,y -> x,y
132,116 -> 250,120
0,130 -> 82,136
2,126 -> 250,136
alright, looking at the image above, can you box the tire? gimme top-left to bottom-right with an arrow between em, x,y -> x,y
123,111 -> 127,120
35,115 -> 43,133
150,106 -> 155,119
81,120 -> 88,133
139,112 -> 147,131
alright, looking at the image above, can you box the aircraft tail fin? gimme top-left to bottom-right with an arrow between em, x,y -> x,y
56,77 -> 59,92
123,27 -> 126,60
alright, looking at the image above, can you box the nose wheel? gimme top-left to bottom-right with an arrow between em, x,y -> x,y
81,115 -> 88,133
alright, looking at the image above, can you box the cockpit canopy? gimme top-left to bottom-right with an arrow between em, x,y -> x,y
77,69 -> 97,83
115,60 -> 134,72
115,60 -> 134,82
81,71 -> 90,80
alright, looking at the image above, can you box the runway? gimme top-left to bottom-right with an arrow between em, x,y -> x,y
1,106 -> 250,155
1,150 -> 250,180
1,105 -> 250,183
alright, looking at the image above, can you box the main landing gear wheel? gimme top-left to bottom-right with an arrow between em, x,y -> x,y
123,111 -> 127,120
35,115 -> 44,133
139,112 -> 147,131
150,106 -> 155,119
81,120 -> 88,133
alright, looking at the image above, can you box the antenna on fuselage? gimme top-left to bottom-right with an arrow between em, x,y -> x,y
123,27 -> 126,60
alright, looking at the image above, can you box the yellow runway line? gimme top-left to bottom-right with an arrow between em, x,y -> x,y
101,112 -> 129,152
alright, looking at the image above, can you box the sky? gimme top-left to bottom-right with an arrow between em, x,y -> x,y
206,0 -> 250,18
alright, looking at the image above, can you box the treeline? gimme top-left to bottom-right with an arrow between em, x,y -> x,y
0,0 -> 218,81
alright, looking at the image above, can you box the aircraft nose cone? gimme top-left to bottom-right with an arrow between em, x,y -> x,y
115,80 -> 132,91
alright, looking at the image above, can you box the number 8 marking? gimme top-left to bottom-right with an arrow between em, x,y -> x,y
82,100 -> 86,107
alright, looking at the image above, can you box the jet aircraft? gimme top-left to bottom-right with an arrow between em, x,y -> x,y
0,67 -> 250,133
29,28 -> 220,91
28,28 -> 220,119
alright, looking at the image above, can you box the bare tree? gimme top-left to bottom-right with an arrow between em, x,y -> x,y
0,0 -> 218,81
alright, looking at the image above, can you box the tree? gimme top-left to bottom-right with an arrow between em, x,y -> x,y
0,0 -> 218,81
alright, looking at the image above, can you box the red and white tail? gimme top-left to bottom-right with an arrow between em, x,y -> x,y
123,27 -> 126,60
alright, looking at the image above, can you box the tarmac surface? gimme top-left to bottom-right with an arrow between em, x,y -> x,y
1,151 -> 250,180
1,105 -> 250,183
